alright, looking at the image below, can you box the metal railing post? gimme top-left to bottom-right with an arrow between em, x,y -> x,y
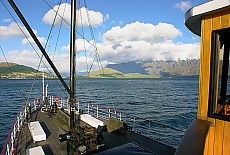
7,144 -> 10,155
34,100 -> 36,110
11,132 -> 13,152
24,106 -> 27,119
87,103 -> 89,114
77,101 -> 79,114
114,110 -> 117,118
133,117 -> 136,132
96,105 -> 98,118
17,116 -> 20,131
108,108 -> 111,118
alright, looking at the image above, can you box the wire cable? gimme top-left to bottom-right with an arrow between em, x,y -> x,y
0,45 -> 25,98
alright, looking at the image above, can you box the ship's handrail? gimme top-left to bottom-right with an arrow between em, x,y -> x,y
1,98 -> 41,155
46,96 -> 185,148
77,100 -> 185,148
50,97 -> 185,148
1,95 -> 185,154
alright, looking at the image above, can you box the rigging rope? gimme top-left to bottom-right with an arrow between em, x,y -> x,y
43,0 -> 98,53
78,0 -> 89,74
52,0 -> 68,62
1,0 -> 68,102
0,45 -> 24,98
81,0 -> 115,109
0,0 -> 55,102
0,0 -> 50,72
43,0 -> 106,78
2,0 -> 113,108
51,0 -> 69,98
27,0 -> 64,102
83,0 -> 105,76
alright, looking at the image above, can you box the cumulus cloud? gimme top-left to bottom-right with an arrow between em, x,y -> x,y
0,21 -> 200,73
0,22 -> 46,45
96,40 -> 199,64
0,22 -> 26,39
22,36 -> 46,44
61,39 -> 93,53
93,22 -> 199,65
102,22 -> 182,43
0,49 -> 68,73
43,3 -> 104,27
174,1 -> 191,11
2,50 -> 41,69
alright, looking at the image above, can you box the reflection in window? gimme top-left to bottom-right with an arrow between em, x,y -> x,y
209,27 -> 230,120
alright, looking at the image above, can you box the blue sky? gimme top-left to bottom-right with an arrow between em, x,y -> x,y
0,0 -> 207,73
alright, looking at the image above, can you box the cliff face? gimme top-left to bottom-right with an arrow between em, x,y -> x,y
106,59 -> 200,77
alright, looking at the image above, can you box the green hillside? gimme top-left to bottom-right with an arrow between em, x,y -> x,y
85,68 -> 157,78
0,62 -> 54,78
87,68 -> 123,78
0,62 -> 37,73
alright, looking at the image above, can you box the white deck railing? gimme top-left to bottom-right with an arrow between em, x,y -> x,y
1,98 -> 41,155
78,101 -> 185,148
1,96 -> 186,155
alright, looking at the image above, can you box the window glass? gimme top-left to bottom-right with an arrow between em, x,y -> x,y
209,28 -> 230,120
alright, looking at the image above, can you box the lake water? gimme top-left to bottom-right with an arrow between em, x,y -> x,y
0,77 -> 199,150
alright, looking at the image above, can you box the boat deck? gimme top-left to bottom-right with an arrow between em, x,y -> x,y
15,109 -> 176,155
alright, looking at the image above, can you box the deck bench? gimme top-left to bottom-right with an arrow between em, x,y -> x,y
28,121 -> 46,143
27,146 -> 45,155
80,114 -> 104,128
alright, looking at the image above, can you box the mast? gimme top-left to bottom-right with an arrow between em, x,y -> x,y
70,0 -> 77,130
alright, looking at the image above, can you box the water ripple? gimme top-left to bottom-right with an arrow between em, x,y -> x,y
0,77 -> 199,149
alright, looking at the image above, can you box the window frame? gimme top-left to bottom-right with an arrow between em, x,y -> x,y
208,27 -> 230,121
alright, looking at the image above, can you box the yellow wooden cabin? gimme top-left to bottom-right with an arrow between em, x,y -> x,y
175,1 -> 230,155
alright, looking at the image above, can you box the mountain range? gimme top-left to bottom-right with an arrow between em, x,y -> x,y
0,59 -> 200,78
104,59 -> 200,78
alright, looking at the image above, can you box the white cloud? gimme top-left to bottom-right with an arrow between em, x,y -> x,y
1,49 -> 68,73
61,39 -> 93,53
0,22 -> 46,45
2,18 -> 11,23
102,22 -> 182,43
43,3 -> 104,27
104,14 -> 109,21
3,50 -> 41,69
1,21 -> 200,73
174,1 -> 191,12
0,22 -> 26,39
90,22 -> 199,65
22,36 -> 46,44
96,40 -> 200,64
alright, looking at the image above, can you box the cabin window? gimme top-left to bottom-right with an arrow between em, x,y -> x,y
209,27 -> 230,121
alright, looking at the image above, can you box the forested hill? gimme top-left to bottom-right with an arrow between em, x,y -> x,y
0,62 -> 37,73
106,59 -> 200,77
0,62 -> 54,78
